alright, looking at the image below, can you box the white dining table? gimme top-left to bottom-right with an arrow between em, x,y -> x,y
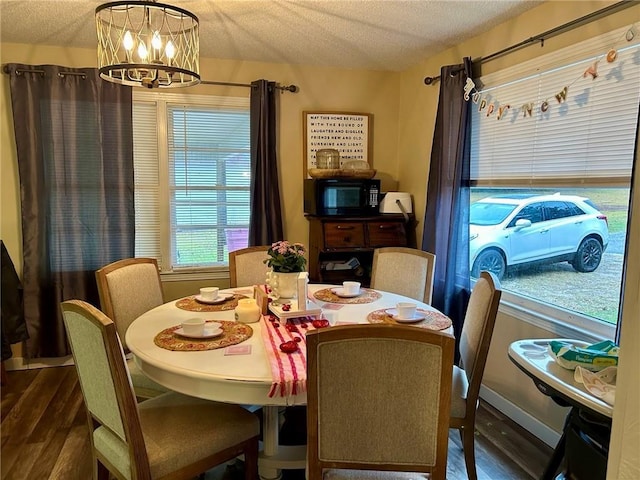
125,284 -> 454,480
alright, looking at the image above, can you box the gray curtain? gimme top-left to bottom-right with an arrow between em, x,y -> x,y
422,59 -> 473,347
249,79 -> 284,246
7,64 -> 134,358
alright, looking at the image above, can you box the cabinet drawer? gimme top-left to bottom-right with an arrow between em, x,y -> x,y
324,222 -> 366,248
367,221 -> 407,247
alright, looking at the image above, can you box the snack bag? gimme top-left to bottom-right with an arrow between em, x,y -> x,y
548,340 -> 619,372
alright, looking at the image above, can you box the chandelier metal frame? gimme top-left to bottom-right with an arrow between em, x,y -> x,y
96,0 -> 200,88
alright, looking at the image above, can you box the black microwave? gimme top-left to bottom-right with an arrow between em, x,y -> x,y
304,178 -> 380,216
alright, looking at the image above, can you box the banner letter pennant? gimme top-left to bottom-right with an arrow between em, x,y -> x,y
463,78 -> 476,101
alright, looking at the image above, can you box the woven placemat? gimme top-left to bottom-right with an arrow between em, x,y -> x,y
313,288 -> 382,304
366,308 -> 452,331
175,294 -> 247,312
154,320 -> 253,351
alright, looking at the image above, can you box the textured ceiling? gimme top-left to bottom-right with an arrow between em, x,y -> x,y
0,0 -> 542,71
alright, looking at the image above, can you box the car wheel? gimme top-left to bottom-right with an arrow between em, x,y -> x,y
572,237 -> 603,273
472,249 -> 506,280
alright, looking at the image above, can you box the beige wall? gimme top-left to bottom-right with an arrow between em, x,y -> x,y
1,0 -> 638,454
0,44 -> 400,358
397,0 -> 640,435
0,44 -> 401,275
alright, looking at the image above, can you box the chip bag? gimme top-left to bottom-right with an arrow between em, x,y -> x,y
548,340 -> 619,372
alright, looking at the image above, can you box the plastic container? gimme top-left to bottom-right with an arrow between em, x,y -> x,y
342,160 -> 370,170
316,149 -> 340,169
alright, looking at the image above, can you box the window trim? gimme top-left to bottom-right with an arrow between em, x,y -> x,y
499,291 -> 616,343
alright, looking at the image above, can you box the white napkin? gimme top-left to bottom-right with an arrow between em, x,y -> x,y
574,365 -> 617,406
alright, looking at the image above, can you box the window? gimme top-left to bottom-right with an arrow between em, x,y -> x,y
469,26 -> 639,335
132,92 -> 251,272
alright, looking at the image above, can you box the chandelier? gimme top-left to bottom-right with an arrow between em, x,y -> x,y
96,1 -> 200,88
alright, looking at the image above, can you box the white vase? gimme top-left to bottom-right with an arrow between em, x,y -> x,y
266,271 -> 300,299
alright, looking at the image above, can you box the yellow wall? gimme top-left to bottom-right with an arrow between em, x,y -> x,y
397,0 -> 640,434
2,0 -> 638,443
0,45 -> 400,357
0,44 -> 401,275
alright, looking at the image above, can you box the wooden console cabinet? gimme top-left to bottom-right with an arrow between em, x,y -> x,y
306,214 -> 415,286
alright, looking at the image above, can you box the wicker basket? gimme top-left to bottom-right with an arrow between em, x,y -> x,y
308,168 -> 377,179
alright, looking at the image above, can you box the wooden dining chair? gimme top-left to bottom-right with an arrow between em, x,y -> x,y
61,299 -> 260,480
306,324 -> 454,480
95,257 -> 167,399
450,271 -> 502,480
370,247 -> 436,304
228,245 -> 271,288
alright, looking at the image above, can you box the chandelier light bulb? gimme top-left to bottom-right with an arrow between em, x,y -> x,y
123,31 -> 134,51
165,40 -> 175,59
151,31 -> 162,50
137,42 -> 148,60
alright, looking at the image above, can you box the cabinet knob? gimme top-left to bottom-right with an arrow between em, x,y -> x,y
378,224 -> 395,230
336,225 -> 354,230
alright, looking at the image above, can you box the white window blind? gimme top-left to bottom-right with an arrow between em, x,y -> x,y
133,101 -> 162,266
167,104 -> 251,269
133,93 -> 250,272
471,26 -> 640,186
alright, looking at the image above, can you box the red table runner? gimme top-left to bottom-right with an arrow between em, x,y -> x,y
260,314 -> 328,398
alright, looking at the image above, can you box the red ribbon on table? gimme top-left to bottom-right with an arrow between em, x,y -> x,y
260,314 -> 321,398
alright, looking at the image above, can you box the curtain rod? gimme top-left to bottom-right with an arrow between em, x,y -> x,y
2,66 -> 299,92
2,66 -> 88,78
423,0 -> 636,85
200,80 -> 299,93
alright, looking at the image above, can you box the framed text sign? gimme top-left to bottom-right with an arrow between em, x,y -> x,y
303,111 -> 372,178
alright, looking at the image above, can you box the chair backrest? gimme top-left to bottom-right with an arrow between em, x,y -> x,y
95,257 -> 163,350
228,246 -> 271,288
61,300 -> 151,478
459,271 -> 502,404
306,324 -> 454,480
370,247 -> 436,304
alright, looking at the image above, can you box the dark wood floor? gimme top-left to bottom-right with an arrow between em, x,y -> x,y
1,366 -> 554,479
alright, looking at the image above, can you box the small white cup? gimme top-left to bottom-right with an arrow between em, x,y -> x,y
181,317 -> 205,336
343,281 -> 361,295
200,286 -> 219,301
396,302 -> 417,320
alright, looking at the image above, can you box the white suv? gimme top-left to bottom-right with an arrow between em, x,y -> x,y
470,194 -> 609,279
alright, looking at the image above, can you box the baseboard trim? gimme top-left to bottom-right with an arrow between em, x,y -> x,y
480,385 -> 561,448
4,356 -> 74,371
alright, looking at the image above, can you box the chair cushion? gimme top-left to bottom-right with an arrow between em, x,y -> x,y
126,356 -> 168,399
450,365 -> 469,419
324,469 -> 429,479
94,392 -> 259,479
